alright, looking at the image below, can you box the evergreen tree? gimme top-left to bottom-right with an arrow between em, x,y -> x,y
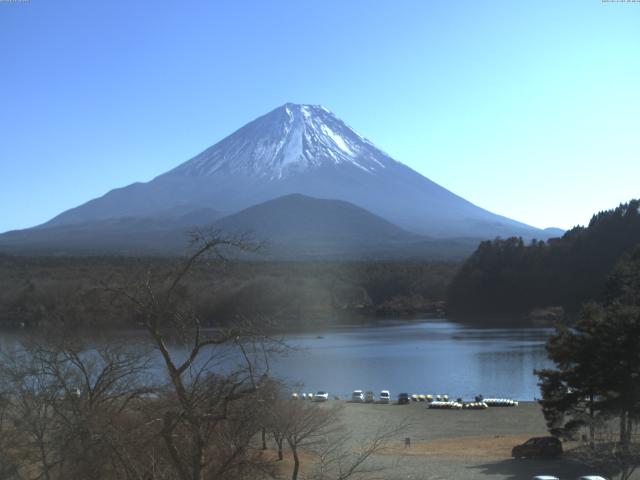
536,245 -> 640,447
448,199 -> 640,322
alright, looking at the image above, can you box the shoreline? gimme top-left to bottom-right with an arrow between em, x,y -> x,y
0,314 -> 556,335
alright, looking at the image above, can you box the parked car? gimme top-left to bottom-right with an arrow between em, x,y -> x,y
513,437 -> 562,459
578,477 -> 608,480
313,391 -> 329,402
531,477 -> 559,480
351,390 -> 365,402
398,392 -> 410,404
364,391 -> 375,403
379,390 -> 391,404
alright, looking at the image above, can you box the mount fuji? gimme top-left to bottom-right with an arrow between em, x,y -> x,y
0,103 -> 557,257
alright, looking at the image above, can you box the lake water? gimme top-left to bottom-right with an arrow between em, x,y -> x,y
268,320 -> 553,401
0,319 -> 553,401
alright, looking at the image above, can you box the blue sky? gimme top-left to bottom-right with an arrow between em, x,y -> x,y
1,0 -> 638,233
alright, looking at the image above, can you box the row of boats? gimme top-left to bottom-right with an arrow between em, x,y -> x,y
428,398 -> 519,409
290,390 -> 519,408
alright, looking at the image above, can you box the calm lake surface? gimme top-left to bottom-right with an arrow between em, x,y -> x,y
1,319 -> 553,401
268,320 -> 553,401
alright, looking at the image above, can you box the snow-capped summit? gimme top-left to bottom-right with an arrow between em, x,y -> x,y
167,103 -> 391,179
11,103 -> 558,250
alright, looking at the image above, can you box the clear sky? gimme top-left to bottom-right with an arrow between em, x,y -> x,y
1,0 -> 638,233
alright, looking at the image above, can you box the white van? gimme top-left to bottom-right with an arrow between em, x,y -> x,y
352,390 -> 365,402
379,390 -> 390,404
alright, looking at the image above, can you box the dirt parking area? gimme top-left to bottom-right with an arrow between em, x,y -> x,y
317,401 -> 625,480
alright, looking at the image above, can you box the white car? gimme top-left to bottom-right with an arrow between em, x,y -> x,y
351,390 -> 365,402
313,391 -> 329,402
578,477 -> 608,480
532,477 -> 559,480
379,390 -> 390,404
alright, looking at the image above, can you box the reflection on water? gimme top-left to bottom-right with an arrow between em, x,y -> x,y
268,320 -> 552,400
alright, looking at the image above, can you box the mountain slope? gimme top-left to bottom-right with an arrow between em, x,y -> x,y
0,194 -> 478,259
38,104 -> 551,240
0,209 -> 221,255
213,193 -> 415,243
210,194 -> 480,259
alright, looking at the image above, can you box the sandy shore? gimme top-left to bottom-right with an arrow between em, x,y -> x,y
278,401 -> 625,480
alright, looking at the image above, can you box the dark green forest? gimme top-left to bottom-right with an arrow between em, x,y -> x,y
535,246 -> 640,479
0,255 -> 457,330
447,199 -> 640,324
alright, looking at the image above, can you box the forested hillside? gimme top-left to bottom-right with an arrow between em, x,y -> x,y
447,199 -> 640,323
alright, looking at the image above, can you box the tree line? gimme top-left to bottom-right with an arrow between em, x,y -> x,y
446,199 -> 640,324
0,254 -> 457,330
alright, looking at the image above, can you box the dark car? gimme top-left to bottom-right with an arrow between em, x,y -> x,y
512,436 -> 562,459
398,393 -> 410,404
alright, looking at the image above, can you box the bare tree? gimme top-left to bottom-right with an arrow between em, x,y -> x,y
0,333 -> 155,480
0,343 -> 59,480
262,395 -> 406,480
265,402 -> 288,462
0,380 -> 20,480
278,400 -> 344,480
109,230 -> 280,480
572,417 -> 640,480
308,421 -> 406,480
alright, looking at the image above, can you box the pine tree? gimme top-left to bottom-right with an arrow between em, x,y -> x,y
536,245 -> 640,447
